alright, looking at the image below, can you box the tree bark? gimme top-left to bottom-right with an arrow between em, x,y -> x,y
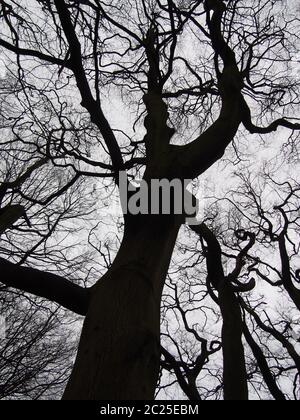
63,213 -> 183,400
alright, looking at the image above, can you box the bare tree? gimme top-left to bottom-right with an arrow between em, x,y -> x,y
0,0 -> 299,400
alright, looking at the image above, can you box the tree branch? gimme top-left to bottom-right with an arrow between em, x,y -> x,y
242,320 -> 286,400
176,1 -> 244,179
0,257 -> 90,315
0,157 -> 49,205
0,38 -> 68,67
241,98 -> 300,134
161,346 -> 201,400
240,298 -> 300,374
53,0 -> 124,175
0,205 -> 30,234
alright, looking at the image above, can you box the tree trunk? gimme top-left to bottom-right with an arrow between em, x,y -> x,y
219,281 -> 248,401
63,213 -> 182,400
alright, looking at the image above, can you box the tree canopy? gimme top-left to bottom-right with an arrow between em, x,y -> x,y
0,0 -> 300,400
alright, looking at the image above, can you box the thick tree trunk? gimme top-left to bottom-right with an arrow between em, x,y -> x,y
63,213 -> 182,400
